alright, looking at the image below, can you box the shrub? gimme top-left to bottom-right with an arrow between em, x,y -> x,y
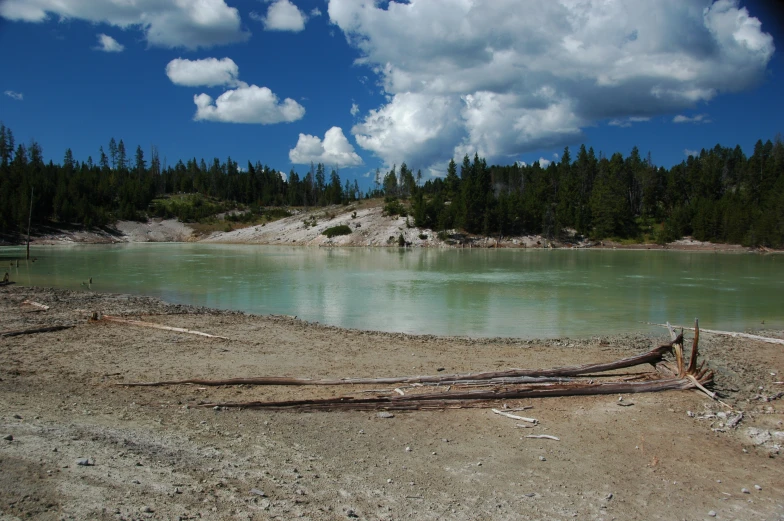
383,197 -> 408,217
323,224 -> 352,238
419,233 -> 428,240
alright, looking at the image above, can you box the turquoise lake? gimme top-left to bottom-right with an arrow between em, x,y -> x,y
1,244 -> 782,338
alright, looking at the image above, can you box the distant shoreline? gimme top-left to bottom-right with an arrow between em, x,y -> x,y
1,202 -> 776,253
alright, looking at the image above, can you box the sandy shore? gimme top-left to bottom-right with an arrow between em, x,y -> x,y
1,285 -> 782,520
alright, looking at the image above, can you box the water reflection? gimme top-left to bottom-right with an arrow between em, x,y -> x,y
0,244 -> 781,338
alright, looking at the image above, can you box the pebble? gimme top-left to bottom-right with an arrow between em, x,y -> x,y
539,456 -> 546,462
250,488 -> 266,497
3,434 -> 12,441
524,493 -> 535,498
346,509 -> 359,518
605,493 -> 613,500
13,414 -> 22,419
754,484 -> 762,490
377,412 -> 394,419
140,506 -> 154,513
708,510 -> 717,517
741,488 -> 750,494
405,446 -> 411,452
76,458 -> 92,466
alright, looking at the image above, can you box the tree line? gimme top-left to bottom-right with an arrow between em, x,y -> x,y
406,139 -> 783,247
0,123 -> 782,247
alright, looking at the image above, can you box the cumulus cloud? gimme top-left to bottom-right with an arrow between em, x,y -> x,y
166,57 -> 241,87
328,0 -> 774,169
289,127 -> 364,167
538,158 -> 552,168
4,90 -> 23,101
194,85 -> 305,124
259,0 -> 306,32
0,0 -> 248,49
94,33 -> 124,52
673,113 -> 712,124
350,103 -> 359,116
684,148 -> 700,157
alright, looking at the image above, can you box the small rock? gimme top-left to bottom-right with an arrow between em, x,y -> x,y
605,493 -> 613,500
250,488 -> 266,497
387,479 -> 393,483
436,367 -> 445,372
377,412 -> 394,419
708,510 -> 716,517
741,488 -> 750,494
405,446 -> 411,452
524,493 -> 535,498
140,506 -> 153,513
539,456 -> 546,462
76,458 -> 92,466
3,434 -> 12,441
346,509 -> 359,518
13,414 -> 22,419
754,484 -> 762,490
132,480 -> 141,484
477,462 -> 482,466
213,406 -> 220,411
296,489 -> 305,495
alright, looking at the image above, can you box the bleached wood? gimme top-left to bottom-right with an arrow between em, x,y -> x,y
491,408 -> 537,424
102,315 -> 229,340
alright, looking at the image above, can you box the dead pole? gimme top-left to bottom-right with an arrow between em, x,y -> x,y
26,186 -> 33,260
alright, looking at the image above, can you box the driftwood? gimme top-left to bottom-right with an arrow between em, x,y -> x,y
491,408 -> 537,423
126,319 -> 713,413
122,341 -> 679,387
201,376 -> 710,411
525,435 -> 560,441
21,300 -> 49,311
101,315 -> 229,340
649,322 -> 784,345
1,325 -> 74,337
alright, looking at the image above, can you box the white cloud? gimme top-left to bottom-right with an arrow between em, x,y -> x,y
94,33 -> 124,52
4,90 -> 23,101
328,0 -> 774,168
350,103 -> 359,116
260,0 -> 306,32
278,171 -> 288,182
538,158 -> 552,168
194,85 -> 305,124
684,148 -> 700,157
673,113 -> 711,124
166,57 -> 241,87
609,116 -> 651,128
289,127 -> 364,167
310,8 -> 323,17
0,0 -> 248,49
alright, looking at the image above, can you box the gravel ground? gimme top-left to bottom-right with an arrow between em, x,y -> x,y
1,285 -> 782,521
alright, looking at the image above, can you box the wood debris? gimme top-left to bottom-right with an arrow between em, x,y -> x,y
122,320 -> 715,413
21,300 -> 50,311
101,315 -> 229,340
1,325 -> 74,337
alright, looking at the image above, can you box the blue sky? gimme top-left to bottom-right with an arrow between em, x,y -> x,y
1,0 -> 781,189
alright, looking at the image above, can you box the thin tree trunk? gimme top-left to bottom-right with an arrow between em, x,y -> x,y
26,186 -> 33,259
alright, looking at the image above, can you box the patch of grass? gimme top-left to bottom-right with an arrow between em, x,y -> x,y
323,224 -> 352,238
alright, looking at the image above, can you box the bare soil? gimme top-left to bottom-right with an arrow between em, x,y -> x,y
15,202 -> 767,252
1,285 -> 782,521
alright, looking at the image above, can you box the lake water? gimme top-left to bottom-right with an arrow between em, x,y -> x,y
1,244 -> 782,338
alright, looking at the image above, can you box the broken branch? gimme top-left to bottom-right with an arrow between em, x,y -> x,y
101,315 -> 229,340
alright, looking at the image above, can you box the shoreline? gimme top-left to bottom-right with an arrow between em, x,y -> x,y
2,202 -> 775,253
1,284 -> 783,520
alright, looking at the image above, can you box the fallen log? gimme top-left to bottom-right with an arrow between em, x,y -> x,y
649,322 -> 784,345
101,315 -> 229,340
121,341 -> 678,387
200,375 -> 712,412
1,325 -> 74,337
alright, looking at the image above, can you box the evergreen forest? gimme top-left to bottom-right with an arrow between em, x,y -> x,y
1,123 -> 782,247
